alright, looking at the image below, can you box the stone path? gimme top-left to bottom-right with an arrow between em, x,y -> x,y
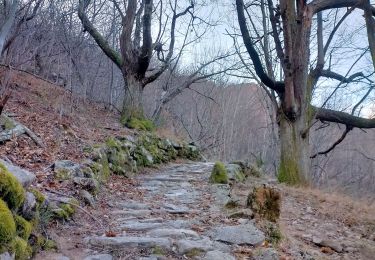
83,162 -> 265,259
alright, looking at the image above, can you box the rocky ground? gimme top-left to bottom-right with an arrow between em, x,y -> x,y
32,161 -> 375,260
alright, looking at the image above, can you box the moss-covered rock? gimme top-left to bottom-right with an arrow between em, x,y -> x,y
10,236 -> 33,260
210,162 -> 228,184
0,163 -> 26,210
52,199 -> 79,221
29,188 -> 45,208
0,199 -> 16,245
247,186 -> 280,222
14,215 -> 32,240
226,164 -> 246,182
123,117 -> 155,131
177,144 -> 201,160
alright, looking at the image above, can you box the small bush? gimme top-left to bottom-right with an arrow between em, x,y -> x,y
247,186 -> 280,222
210,162 -> 228,184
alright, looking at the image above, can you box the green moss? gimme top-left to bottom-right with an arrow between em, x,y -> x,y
10,236 -> 33,260
277,157 -> 302,185
2,117 -> 15,130
29,188 -> 45,207
0,163 -> 26,210
185,248 -> 204,258
54,169 -> 71,181
0,199 -> 16,244
14,215 -> 32,240
264,222 -> 282,245
124,117 -> 155,131
53,199 -> 78,220
225,200 -> 240,209
152,246 -> 166,255
106,137 -> 122,149
209,162 -> 228,184
42,239 -> 58,250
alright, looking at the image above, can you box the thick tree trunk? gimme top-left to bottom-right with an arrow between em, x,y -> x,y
278,109 -> 310,185
121,74 -> 144,120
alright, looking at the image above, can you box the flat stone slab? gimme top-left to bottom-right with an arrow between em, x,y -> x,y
163,203 -> 191,214
85,236 -> 172,250
210,224 -> 265,246
121,219 -> 191,231
0,159 -> 36,187
83,254 -> 113,260
147,228 -> 200,239
112,209 -> 152,217
120,201 -> 151,210
203,250 -> 236,260
176,238 -> 214,254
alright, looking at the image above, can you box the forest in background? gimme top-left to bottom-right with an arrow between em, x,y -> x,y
1,0 -> 375,200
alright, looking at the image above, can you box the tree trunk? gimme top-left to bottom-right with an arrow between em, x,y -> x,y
278,109 -> 310,185
121,74 -> 144,120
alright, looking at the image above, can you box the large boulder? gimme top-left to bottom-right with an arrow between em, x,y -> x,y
54,160 -> 82,180
0,159 -> 35,188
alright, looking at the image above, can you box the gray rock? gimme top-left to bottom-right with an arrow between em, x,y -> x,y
316,239 -> 343,253
226,164 -> 246,182
228,209 -> 254,219
121,219 -> 191,231
210,184 -> 231,205
112,209 -> 152,217
83,254 -> 113,260
0,252 -> 13,260
176,238 -> 214,254
120,201 -> 150,210
254,248 -> 279,260
141,147 -> 154,164
0,159 -> 36,187
85,236 -> 172,250
210,224 -> 265,246
73,177 -> 99,192
163,203 -> 190,214
56,257 -> 70,260
138,257 -> 158,260
203,250 -> 236,260
54,160 -> 82,179
79,190 -> 95,206
147,228 -> 200,239
22,192 -> 37,220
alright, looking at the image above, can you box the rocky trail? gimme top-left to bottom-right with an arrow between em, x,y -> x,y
31,160 -> 375,260
35,162 -> 277,260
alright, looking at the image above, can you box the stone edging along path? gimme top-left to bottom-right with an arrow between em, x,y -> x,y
79,162 -> 274,260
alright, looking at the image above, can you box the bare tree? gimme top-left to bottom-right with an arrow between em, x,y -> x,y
78,0 -> 201,121
236,0 -> 375,184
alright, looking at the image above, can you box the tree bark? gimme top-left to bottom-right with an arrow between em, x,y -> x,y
278,110 -> 310,184
121,74 -> 144,120
0,0 -> 18,55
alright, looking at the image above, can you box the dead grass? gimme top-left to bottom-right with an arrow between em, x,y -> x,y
283,185 -> 375,227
